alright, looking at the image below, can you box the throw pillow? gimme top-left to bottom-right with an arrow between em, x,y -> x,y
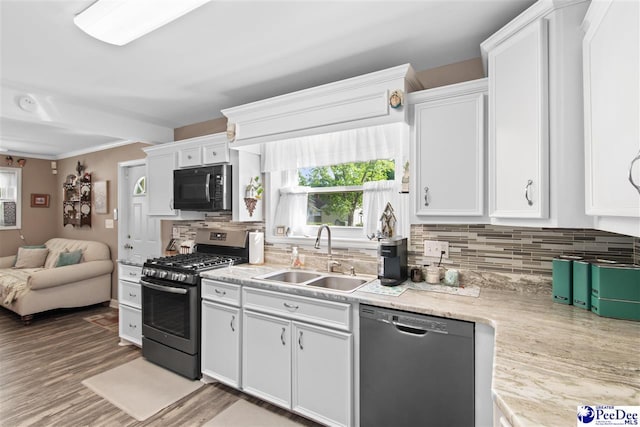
12,244 -> 46,266
14,247 -> 49,268
56,249 -> 83,267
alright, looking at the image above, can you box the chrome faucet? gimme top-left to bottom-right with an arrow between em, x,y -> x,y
314,224 -> 341,272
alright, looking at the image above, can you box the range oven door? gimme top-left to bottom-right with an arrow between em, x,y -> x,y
141,277 -> 200,355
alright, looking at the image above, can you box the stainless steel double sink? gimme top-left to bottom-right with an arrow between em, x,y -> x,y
253,269 -> 374,292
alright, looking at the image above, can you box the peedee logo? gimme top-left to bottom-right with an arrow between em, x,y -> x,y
577,406 -> 640,426
577,406 -> 595,424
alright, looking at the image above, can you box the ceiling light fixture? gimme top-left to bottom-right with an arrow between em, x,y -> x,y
73,0 -> 211,46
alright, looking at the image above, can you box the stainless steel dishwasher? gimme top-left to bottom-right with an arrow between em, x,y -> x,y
360,304 -> 474,427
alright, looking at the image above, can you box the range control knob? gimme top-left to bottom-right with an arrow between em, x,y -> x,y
158,270 -> 168,279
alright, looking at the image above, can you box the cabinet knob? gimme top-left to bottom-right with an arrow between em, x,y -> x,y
211,151 -> 217,157
524,180 -> 534,206
628,150 -> 640,195
187,155 -> 192,160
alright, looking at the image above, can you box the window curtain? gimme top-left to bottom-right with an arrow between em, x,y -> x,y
262,122 -> 405,172
362,180 -> 402,238
273,185 -> 310,236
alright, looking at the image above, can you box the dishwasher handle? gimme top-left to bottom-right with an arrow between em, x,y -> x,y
392,320 -> 448,336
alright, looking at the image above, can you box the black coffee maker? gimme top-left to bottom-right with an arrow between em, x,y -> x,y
378,237 -> 408,286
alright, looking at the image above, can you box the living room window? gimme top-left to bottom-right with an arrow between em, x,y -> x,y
0,167 -> 21,229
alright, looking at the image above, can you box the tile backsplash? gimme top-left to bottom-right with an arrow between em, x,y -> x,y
167,217 -> 639,292
410,224 -> 637,276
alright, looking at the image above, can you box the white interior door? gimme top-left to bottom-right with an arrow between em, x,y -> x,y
120,162 -> 160,264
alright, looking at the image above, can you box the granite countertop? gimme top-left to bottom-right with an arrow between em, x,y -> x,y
201,265 -> 640,427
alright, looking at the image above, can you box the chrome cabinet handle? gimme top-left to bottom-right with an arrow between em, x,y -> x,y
280,327 -> 286,346
424,186 -> 429,207
298,330 -> 304,350
128,271 -> 137,276
128,292 -> 136,297
214,289 -> 226,296
283,302 -> 299,310
524,180 -> 534,206
230,315 -> 235,332
129,324 -> 136,329
629,150 -> 640,195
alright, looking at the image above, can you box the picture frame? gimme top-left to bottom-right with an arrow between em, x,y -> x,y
94,180 -> 108,214
31,193 -> 50,208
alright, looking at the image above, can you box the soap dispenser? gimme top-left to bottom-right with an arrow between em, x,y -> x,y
291,247 -> 302,269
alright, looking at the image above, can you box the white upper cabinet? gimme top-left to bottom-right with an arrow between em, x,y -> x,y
583,0 -> 640,236
145,148 -> 179,216
176,134 -> 230,168
409,79 -> 487,222
488,19 -> 549,219
482,0 -> 592,228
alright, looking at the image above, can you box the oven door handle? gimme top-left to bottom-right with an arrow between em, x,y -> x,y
141,280 -> 188,295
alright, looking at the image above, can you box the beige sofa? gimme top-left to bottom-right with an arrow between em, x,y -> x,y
0,238 -> 113,324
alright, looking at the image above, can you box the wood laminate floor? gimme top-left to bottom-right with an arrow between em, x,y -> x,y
0,305 -> 321,427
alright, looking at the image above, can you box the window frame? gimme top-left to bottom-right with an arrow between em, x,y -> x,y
0,166 -> 22,230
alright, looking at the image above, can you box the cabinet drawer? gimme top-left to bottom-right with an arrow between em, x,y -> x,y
202,279 -> 241,306
119,280 -> 141,308
119,304 -> 141,346
179,146 -> 202,167
202,141 -> 229,164
119,264 -> 142,283
243,287 -> 351,331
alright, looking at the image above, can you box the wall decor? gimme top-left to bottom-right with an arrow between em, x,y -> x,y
63,173 -> 91,227
94,180 -> 108,213
30,193 -> 50,208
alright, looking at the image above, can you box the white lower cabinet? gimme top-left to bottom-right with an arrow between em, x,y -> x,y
241,287 -> 354,427
118,263 -> 142,346
242,310 -> 292,407
201,301 -> 241,388
292,322 -> 352,427
201,279 -> 242,388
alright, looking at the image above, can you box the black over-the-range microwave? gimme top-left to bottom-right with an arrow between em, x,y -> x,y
173,165 -> 232,212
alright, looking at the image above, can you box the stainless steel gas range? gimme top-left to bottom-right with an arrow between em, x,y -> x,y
140,228 -> 249,379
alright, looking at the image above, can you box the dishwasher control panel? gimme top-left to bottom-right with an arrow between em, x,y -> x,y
361,305 -> 449,334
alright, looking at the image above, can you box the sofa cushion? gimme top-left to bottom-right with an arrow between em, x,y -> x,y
56,249 -> 83,267
12,245 -> 46,267
14,247 -> 49,269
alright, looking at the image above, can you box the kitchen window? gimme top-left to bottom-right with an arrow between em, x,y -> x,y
0,167 -> 21,229
264,123 -> 408,246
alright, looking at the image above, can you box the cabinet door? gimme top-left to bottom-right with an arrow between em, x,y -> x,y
203,141 -> 230,164
202,301 -> 241,388
292,322 -> 352,427
119,304 -> 141,346
584,0 -> 640,217
178,146 -> 202,168
488,19 -> 549,219
242,310 -> 291,408
414,92 -> 484,217
147,152 -> 177,216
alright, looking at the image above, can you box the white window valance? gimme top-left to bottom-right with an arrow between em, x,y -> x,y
263,122 -> 406,172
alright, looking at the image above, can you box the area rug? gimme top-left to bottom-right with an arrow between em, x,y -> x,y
83,310 -> 119,333
203,399 -> 304,427
82,357 -> 203,421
